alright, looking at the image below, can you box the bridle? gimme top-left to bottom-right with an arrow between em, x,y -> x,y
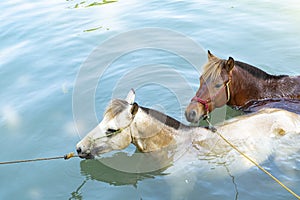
191,75 -> 232,117
89,103 -> 138,143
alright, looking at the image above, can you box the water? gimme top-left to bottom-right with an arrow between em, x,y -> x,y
1,0 -> 300,199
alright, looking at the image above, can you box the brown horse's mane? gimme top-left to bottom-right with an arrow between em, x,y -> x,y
202,60 -> 223,81
202,58 -> 287,81
235,61 -> 288,80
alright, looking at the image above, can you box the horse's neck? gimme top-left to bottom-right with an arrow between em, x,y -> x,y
130,108 -> 190,152
130,108 -> 213,152
230,67 -> 264,103
229,65 -> 297,106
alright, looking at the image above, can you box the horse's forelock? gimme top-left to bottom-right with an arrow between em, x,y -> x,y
104,99 -> 129,120
202,59 -> 223,81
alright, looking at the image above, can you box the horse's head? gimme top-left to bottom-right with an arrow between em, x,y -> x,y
76,89 -> 139,159
185,51 -> 234,123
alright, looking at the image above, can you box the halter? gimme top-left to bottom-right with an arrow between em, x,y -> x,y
191,75 -> 232,117
89,103 -> 138,143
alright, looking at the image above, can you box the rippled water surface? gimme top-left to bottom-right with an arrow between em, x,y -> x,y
1,0 -> 300,199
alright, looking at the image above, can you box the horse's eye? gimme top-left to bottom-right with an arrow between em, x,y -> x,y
215,83 -> 223,88
106,128 -> 120,137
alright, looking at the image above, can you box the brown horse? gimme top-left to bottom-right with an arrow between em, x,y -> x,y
185,51 -> 300,123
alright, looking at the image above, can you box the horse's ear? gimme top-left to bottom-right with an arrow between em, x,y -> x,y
125,89 -> 135,104
208,50 -> 213,60
225,57 -> 235,72
131,102 -> 139,116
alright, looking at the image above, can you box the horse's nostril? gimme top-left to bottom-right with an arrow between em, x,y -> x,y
76,147 -> 82,154
189,110 -> 196,119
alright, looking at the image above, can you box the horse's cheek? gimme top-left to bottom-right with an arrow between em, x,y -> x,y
112,133 -> 131,150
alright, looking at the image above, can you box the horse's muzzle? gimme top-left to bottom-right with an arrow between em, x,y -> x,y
185,101 -> 208,123
185,110 -> 198,123
76,147 -> 94,159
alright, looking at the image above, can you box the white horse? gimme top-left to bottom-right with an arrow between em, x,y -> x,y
76,89 -> 300,198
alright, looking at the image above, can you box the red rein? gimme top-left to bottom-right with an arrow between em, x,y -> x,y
191,78 -> 232,115
191,96 -> 210,114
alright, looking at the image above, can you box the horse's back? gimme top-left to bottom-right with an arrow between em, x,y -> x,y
262,108 -> 300,134
219,108 -> 300,138
295,75 -> 300,97
288,75 -> 300,93
243,108 -> 300,127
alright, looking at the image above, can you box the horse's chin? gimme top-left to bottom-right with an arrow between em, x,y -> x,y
188,113 -> 209,124
78,153 -> 95,159
187,112 -> 205,124
87,145 -> 112,158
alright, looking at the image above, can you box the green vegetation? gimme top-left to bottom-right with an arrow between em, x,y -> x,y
86,0 -> 117,7
68,0 -> 118,8
83,26 -> 103,32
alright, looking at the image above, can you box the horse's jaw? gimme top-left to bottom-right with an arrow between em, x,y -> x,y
131,129 -> 178,153
76,132 -> 132,159
78,142 -> 130,160
78,152 -> 94,159
77,144 -> 108,159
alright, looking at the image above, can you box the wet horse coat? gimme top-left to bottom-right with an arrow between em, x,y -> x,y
76,90 -> 300,177
185,51 -> 300,123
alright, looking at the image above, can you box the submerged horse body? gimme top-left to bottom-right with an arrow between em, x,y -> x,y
76,89 -> 300,177
185,51 -> 300,123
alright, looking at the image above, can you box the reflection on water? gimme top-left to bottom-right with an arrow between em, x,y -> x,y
69,180 -> 86,200
69,152 -> 169,199
2,0 -> 300,199
79,152 -> 168,186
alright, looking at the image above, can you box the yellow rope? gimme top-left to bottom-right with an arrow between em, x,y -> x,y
0,152 -> 77,165
206,120 -> 300,199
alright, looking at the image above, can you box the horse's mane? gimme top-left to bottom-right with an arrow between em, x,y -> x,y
104,99 -> 128,120
104,99 -> 187,130
202,59 -> 223,81
235,61 -> 287,80
140,107 -> 187,130
202,58 -> 287,80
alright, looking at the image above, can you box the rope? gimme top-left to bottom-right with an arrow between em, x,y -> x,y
206,120 -> 300,199
1,120 -> 299,199
0,152 -> 77,165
